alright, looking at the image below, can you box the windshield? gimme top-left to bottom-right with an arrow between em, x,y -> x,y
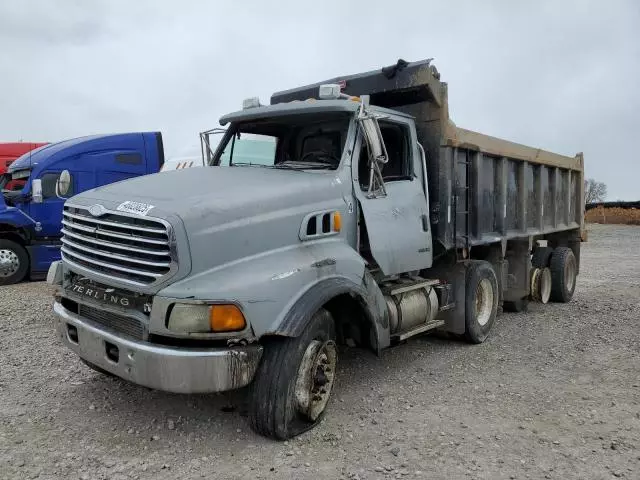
220,133 -> 277,166
215,112 -> 351,170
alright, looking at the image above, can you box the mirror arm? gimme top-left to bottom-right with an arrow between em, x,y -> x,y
358,107 -> 388,199
199,128 -> 227,166
372,117 -> 389,166
366,160 -> 387,198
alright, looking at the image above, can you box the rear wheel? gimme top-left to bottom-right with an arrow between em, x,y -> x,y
532,246 -> 553,268
464,261 -> 499,344
249,309 -> 337,440
531,267 -> 552,304
550,247 -> 577,303
0,239 -> 29,286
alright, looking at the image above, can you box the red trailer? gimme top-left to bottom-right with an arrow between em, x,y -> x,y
0,142 -> 48,190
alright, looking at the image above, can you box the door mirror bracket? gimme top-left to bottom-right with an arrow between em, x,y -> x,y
357,103 -> 388,198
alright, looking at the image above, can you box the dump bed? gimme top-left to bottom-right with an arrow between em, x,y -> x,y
271,59 -> 584,253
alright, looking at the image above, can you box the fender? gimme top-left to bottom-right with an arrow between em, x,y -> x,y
268,274 -> 391,353
0,218 -> 32,244
158,240 -> 392,352
0,200 -> 35,234
0,223 -> 30,243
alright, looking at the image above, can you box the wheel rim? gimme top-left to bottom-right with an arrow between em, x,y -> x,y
539,268 -> 552,304
294,339 -> 337,422
475,278 -> 494,326
0,249 -> 20,277
565,256 -> 576,292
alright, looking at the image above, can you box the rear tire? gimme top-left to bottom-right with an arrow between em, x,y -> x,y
464,261 -> 499,344
550,247 -> 577,303
0,239 -> 29,286
249,309 -> 337,440
531,246 -> 553,268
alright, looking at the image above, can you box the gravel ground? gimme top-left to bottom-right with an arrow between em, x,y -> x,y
1,223 -> 639,480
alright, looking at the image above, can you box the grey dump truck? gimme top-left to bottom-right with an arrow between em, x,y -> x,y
48,58 -> 584,439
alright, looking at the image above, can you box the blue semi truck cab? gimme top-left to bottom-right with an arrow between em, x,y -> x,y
0,132 -> 164,285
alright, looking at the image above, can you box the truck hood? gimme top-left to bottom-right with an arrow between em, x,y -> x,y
68,166 -> 351,289
76,166 -> 348,222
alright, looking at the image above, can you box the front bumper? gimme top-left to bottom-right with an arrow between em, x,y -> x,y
53,301 -> 263,393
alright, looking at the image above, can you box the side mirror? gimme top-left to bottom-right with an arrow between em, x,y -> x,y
56,170 -> 71,198
32,179 -> 43,203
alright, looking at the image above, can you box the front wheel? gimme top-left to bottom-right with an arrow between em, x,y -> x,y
0,239 -> 29,286
249,309 -> 337,440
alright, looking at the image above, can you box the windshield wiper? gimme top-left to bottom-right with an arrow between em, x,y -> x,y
231,162 -> 270,167
274,161 -> 334,170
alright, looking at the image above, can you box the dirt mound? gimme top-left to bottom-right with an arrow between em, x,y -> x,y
585,206 -> 640,225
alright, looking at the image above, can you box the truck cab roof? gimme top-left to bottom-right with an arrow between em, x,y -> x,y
9,135 -> 104,172
8,133 -> 160,173
219,99 -> 412,126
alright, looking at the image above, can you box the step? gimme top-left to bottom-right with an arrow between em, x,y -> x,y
391,319 -> 445,342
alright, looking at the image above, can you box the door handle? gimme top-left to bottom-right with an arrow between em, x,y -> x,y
421,214 -> 429,232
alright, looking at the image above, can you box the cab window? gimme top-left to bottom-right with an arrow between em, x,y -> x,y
359,120 -> 413,189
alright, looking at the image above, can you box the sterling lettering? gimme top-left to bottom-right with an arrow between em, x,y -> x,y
70,284 -> 130,307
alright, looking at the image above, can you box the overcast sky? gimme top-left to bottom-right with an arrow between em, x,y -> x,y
1,0 -> 638,199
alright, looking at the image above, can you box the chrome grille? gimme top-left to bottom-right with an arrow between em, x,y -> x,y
61,206 -> 175,286
78,304 -> 145,340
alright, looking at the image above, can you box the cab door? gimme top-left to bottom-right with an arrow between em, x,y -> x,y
351,115 -> 432,275
27,170 -> 76,238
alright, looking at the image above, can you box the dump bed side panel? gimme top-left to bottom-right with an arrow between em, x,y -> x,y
448,127 -> 583,171
434,145 -> 584,252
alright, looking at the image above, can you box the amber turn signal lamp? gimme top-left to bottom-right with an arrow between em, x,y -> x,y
209,305 -> 246,332
333,211 -> 342,232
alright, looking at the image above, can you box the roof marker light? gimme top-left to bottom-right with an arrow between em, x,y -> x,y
319,84 -> 342,100
242,97 -> 261,109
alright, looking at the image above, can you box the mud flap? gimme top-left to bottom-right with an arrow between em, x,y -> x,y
431,262 -> 467,334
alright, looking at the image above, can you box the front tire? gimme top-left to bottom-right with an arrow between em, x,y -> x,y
249,309 -> 337,440
550,247 -> 577,303
0,239 -> 29,286
464,261 -> 499,344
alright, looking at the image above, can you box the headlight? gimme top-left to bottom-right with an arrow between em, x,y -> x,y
168,303 -> 246,333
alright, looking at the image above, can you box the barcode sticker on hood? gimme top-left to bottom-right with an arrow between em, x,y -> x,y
116,201 -> 155,216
